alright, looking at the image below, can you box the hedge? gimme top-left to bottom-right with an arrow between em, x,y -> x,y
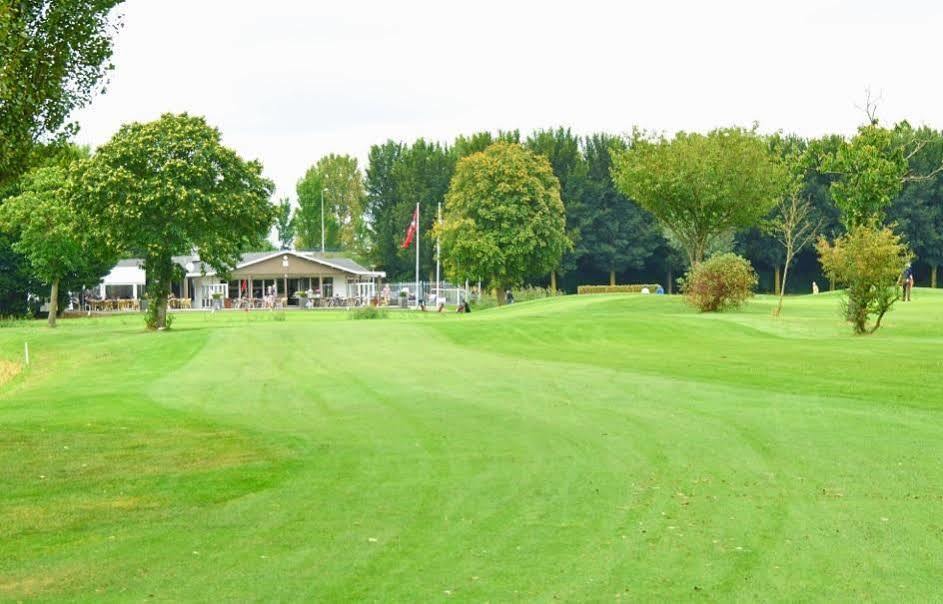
577,284 -> 662,295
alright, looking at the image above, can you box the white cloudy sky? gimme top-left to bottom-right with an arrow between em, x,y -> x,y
73,0 -> 943,199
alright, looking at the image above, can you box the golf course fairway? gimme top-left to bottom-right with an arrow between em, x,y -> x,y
2,292 -> 942,601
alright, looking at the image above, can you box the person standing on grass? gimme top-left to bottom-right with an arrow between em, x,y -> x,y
900,263 -> 914,302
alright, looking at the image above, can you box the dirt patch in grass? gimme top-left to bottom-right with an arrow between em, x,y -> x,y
0,359 -> 21,387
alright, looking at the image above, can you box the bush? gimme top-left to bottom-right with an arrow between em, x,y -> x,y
349,306 -> 387,320
682,253 -> 757,312
144,301 -> 174,330
577,284 -> 661,295
816,224 -> 911,334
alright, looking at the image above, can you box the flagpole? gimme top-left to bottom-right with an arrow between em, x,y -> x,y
415,202 -> 420,309
436,201 -> 441,307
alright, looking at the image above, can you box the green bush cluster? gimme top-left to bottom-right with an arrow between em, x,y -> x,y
577,284 -> 661,295
349,306 -> 387,320
681,253 -> 757,312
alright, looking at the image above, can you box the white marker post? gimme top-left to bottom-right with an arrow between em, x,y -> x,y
24,341 -> 29,367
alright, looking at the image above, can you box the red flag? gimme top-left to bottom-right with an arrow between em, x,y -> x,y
401,206 -> 419,249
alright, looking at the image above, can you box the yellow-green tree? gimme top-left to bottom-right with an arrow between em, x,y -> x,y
437,142 -> 569,305
817,225 -> 911,334
611,127 -> 788,265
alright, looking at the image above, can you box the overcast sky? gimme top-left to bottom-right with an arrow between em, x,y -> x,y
73,0 -> 943,199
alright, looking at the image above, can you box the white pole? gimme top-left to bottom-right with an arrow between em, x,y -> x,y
415,202 -> 420,309
436,201 -> 441,306
24,342 -> 29,367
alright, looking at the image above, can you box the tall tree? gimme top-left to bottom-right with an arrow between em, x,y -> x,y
611,127 -> 788,265
581,134 -> 660,286
453,130 -> 520,159
0,164 -> 114,326
888,126 -> 943,287
296,155 -> 367,254
274,197 -> 295,250
72,113 -> 275,330
0,0 -> 123,185
364,140 -> 404,271
391,139 -> 454,280
438,142 -> 569,305
524,128 -> 586,290
295,166 -> 328,250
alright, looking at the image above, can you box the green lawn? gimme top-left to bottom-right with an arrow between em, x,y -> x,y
2,292 -> 943,601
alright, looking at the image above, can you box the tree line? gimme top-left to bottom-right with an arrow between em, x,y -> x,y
284,123 -> 943,295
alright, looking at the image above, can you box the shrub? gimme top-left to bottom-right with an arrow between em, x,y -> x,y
144,302 -> 174,330
577,284 -> 661,295
682,253 -> 757,312
349,306 -> 387,320
816,224 -> 911,334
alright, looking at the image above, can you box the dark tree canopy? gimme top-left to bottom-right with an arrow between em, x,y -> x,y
581,134 -> 660,284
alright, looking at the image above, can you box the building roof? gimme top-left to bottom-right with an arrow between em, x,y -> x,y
111,251 -> 385,279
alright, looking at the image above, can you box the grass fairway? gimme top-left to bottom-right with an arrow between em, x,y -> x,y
2,292 -> 943,601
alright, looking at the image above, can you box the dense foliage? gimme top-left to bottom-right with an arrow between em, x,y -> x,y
611,128 -> 789,265
71,113 -> 275,329
817,225 -> 911,334
682,253 -> 757,312
0,164 -> 115,326
295,154 -> 367,255
438,142 -> 569,304
0,0 -> 123,185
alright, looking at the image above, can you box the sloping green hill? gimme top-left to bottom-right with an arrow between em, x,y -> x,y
2,292 -> 942,600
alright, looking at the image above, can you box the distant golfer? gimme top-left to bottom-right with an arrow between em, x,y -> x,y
900,263 -> 914,302
506,290 -> 515,304
812,281 -> 820,295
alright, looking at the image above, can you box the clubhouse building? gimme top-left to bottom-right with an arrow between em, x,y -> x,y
98,250 -> 386,309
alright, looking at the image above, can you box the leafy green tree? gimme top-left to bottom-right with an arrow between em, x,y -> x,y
296,155 -> 367,254
817,225 -> 911,334
438,142 -> 569,305
72,113 -> 275,330
581,134 -> 660,286
295,166 -> 329,250
0,0 -> 123,186
0,165 -> 114,326
524,128 -> 586,290
888,126 -> 943,287
391,139 -> 454,280
454,130 -> 520,159
819,123 -> 908,228
274,197 -> 295,250
611,127 -> 788,265
364,140 -> 404,270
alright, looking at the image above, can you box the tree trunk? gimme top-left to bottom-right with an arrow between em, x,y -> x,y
774,262 -> 790,317
47,279 -> 59,328
609,270 -> 616,287
156,292 -> 168,329
494,287 -> 506,306
550,271 -> 557,294
667,266 -> 673,294
773,266 -> 781,297
932,265 -> 938,289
